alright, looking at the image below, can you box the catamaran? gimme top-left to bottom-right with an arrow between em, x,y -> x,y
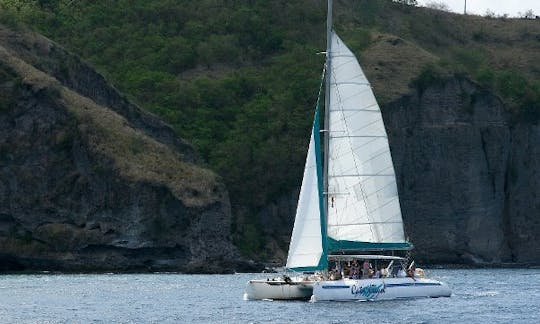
244,0 -> 451,301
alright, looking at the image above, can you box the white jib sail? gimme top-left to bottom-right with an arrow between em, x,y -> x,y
326,32 -> 406,244
286,127 -> 324,270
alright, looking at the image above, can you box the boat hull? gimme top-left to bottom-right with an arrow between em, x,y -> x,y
244,279 -> 314,300
311,277 -> 451,302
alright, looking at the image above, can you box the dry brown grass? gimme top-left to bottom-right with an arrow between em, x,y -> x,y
0,44 -> 58,89
0,41 -> 220,208
61,88 -> 220,207
338,2 -> 540,100
361,33 -> 439,103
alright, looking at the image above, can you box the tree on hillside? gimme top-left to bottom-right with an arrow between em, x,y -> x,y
484,9 -> 496,18
425,1 -> 450,12
519,9 -> 535,19
393,0 -> 418,6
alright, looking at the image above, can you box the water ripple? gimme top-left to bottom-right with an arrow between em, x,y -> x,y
0,269 -> 538,323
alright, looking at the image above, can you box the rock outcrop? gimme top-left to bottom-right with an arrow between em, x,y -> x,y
258,76 -> 539,266
384,76 -> 539,265
0,25 -> 251,273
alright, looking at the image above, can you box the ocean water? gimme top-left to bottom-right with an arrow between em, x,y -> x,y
0,269 -> 539,323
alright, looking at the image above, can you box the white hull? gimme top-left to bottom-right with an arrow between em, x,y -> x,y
311,277 -> 451,302
244,279 -> 314,300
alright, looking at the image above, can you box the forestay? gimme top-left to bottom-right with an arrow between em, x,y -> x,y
286,102 -> 327,271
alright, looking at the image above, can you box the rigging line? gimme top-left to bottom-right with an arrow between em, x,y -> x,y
330,54 -> 356,58
329,109 -> 379,113
373,164 -> 394,176
332,115 -> 382,134
328,174 -> 394,178
331,81 -> 370,86
329,136 -> 380,161
378,213 -> 403,226
359,148 -> 392,165
351,117 -> 384,132
328,221 -> 403,226
330,135 -> 387,139
329,137 -> 380,160
329,102 -> 380,112
358,102 -> 379,110
330,82 -> 372,104
329,54 -> 378,242
363,180 -> 397,199
329,143 -> 375,162
333,62 -> 367,81
366,196 -> 398,214
315,65 -> 326,109
349,138 -> 386,153
331,174 -> 397,215
330,57 -> 358,71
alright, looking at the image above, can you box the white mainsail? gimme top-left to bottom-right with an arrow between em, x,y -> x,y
326,32 -> 407,248
287,31 -> 409,269
286,110 -> 325,270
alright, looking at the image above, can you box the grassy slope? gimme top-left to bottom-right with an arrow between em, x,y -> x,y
1,0 -> 538,257
0,38 -> 220,208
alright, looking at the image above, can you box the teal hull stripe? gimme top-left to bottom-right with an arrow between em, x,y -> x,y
327,238 -> 413,252
320,283 -> 441,289
385,282 -> 441,287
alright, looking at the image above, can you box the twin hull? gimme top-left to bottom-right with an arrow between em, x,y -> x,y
243,279 -> 314,300
244,277 -> 451,301
312,277 -> 451,301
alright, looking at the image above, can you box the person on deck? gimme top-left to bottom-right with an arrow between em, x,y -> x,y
380,266 -> 389,278
343,262 -> 351,278
350,260 -> 360,279
391,265 -> 399,277
407,261 -> 416,278
330,261 -> 341,280
362,260 -> 370,279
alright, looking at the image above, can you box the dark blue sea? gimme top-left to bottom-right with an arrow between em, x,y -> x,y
1,269 -> 539,323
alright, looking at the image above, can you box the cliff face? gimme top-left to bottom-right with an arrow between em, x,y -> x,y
259,76 -> 539,266
0,26 -> 246,273
385,77 -> 538,265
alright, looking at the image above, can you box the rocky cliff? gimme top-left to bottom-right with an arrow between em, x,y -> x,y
2,2 -> 539,269
259,75 -> 539,266
0,25 -> 249,273
385,76 -> 539,265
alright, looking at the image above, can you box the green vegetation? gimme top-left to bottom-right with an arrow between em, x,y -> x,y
412,63 -> 449,95
1,0 -> 539,258
433,48 -> 540,122
0,63 -> 19,112
238,222 -> 265,256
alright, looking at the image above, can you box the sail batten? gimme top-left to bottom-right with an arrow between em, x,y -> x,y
331,82 -> 371,86
328,174 -> 395,177
331,135 -> 387,138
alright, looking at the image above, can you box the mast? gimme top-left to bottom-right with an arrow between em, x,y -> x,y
323,0 -> 332,244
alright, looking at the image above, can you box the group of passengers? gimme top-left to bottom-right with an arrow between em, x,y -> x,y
328,259 -> 416,280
